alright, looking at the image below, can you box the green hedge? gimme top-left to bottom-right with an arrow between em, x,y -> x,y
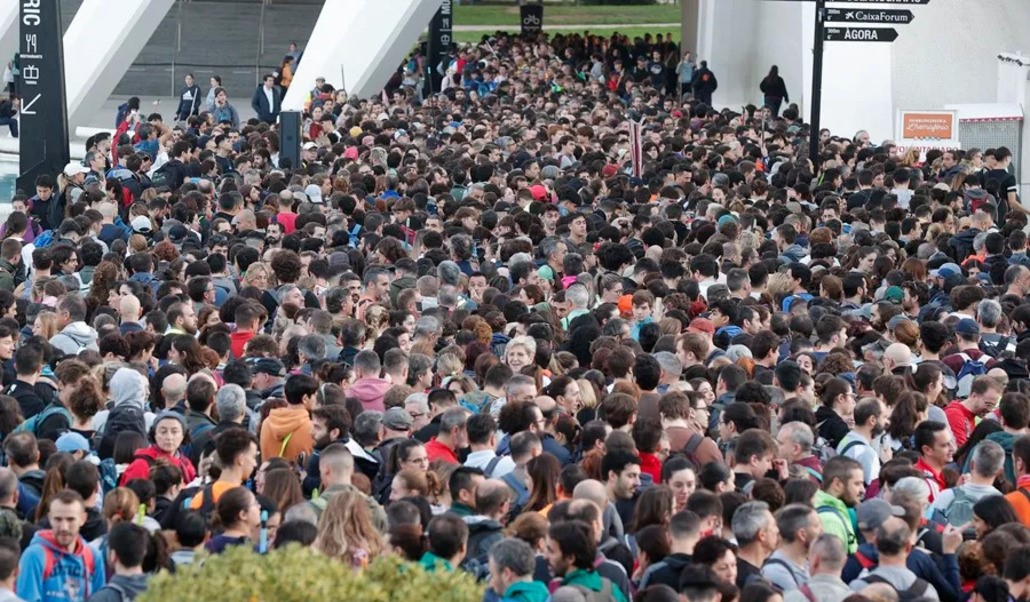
139,546 -> 485,602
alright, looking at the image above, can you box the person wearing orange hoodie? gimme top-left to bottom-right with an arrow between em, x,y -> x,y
1004,435 -> 1030,527
347,350 -> 391,412
259,373 -> 317,462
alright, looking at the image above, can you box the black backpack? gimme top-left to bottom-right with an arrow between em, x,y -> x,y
863,574 -> 930,602
97,404 -> 148,459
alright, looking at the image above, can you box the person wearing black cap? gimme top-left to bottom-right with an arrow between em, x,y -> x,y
251,358 -> 285,399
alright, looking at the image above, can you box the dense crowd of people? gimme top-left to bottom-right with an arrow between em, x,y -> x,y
0,25 -> 1028,602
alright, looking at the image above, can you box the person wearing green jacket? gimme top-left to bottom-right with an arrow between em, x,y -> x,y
813,456 -> 865,554
488,538 -> 550,602
547,521 -> 628,602
418,514 -> 468,573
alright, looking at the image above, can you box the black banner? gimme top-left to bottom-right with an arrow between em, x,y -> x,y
18,0 -> 70,193
426,0 -> 453,94
521,4 -> 544,35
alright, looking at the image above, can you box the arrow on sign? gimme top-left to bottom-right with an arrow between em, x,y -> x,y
824,26 -> 899,42
825,8 -> 914,24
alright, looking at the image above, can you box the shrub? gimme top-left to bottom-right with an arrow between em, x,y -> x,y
139,545 -> 484,602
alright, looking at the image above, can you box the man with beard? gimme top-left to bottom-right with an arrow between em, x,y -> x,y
17,489 -> 105,601
302,404 -> 351,497
813,456 -> 865,554
836,398 -> 890,486
165,302 -> 198,337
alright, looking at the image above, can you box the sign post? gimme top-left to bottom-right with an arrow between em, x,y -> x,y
808,0 -> 825,167
17,0 -> 70,193
426,0 -> 453,94
520,3 -> 544,36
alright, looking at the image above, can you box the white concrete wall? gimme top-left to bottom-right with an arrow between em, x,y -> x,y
0,3 -> 16,77
64,0 -> 174,128
284,0 -> 442,110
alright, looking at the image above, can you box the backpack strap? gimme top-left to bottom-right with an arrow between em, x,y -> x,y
839,439 -> 868,458
484,455 -> 503,477
279,432 -> 294,457
798,584 -> 817,602
763,557 -> 800,585
854,550 -> 876,570
803,466 -> 823,482
683,432 -> 704,454
1018,488 -> 1030,504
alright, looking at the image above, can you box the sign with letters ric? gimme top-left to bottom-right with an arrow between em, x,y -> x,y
823,26 -> 898,42
825,8 -> 914,24
520,4 -> 544,35
18,0 -> 70,193
426,0 -> 453,94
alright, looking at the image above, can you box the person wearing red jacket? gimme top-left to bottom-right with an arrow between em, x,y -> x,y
119,411 -> 197,486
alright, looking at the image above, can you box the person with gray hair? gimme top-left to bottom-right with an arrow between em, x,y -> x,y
732,501 -> 779,586
776,421 -> 823,481
564,283 -> 590,319
438,285 -> 460,310
492,374 -> 537,417
762,504 -> 820,591
215,384 -> 247,425
488,538 -> 550,601
50,293 -> 99,354
932,439 -> 1004,520
437,260 -> 463,287
350,410 -> 383,457
784,534 -> 851,602
849,517 -> 939,599
407,352 -> 434,391
653,351 -> 682,388
428,407 -> 469,464
404,393 -> 431,431
350,349 -> 390,412
296,334 -> 327,365
412,316 -> 441,347
977,299 -> 1016,355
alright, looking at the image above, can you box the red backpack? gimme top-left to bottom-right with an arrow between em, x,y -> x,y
42,541 -> 97,598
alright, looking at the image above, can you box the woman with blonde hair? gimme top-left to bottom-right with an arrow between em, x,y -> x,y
243,261 -> 275,289
313,490 -> 385,568
32,310 -> 61,340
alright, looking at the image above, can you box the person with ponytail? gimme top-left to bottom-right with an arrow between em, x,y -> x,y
205,486 -> 261,554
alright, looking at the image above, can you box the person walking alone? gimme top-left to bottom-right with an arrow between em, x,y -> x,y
692,61 -> 718,106
760,65 -> 789,118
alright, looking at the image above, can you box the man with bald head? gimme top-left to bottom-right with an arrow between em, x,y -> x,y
572,480 -> 634,575
161,373 -> 188,411
464,479 -> 509,561
535,396 -> 572,465
232,209 -> 257,236
119,294 -> 144,335
882,343 -> 913,376
848,517 -> 938,599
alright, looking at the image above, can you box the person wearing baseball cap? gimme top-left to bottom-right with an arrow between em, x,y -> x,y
251,358 -> 286,398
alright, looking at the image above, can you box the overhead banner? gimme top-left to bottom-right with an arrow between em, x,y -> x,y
426,0 -> 453,94
521,4 -> 544,35
18,0 -> 70,193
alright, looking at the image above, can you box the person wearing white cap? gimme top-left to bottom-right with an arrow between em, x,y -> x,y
304,184 -> 323,204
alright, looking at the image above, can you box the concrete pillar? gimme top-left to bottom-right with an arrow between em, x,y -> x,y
0,2 -> 16,77
283,0 -> 443,111
680,0 -> 699,55
63,0 -> 175,129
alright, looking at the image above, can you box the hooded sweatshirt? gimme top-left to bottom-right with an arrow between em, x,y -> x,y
347,377 -> 391,412
464,515 -> 504,561
86,573 -> 149,602
91,368 -> 155,434
500,581 -> 550,602
48,322 -> 99,356
16,530 -> 106,602
259,405 -> 313,463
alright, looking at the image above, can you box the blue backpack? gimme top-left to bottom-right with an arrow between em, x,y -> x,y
33,230 -> 56,249
14,403 -> 71,438
955,353 -> 987,398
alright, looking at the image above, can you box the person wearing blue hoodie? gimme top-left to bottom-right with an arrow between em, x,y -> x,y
17,490 -> 105,602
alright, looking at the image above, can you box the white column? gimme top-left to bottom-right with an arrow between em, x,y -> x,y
0,3 -> 16,75
284,0 -> 443,111
63,0 -> 175,129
